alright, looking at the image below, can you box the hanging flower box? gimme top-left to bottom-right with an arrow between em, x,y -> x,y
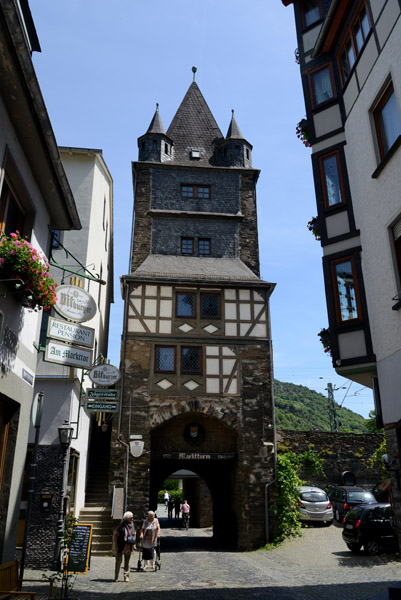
296,118 -> 311,147
318,327 -> 332,357
307,217 -> 320,241
0,231 -> 57,311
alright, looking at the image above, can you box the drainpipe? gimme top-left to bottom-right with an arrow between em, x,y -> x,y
264,323 -> 277,543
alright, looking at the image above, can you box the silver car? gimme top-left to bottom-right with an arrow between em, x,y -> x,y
298,486 -> 333,524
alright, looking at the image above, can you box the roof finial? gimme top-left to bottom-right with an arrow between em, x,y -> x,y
192,66 -> 197,82
156,102 -> 159,111
232,109 -> 235,117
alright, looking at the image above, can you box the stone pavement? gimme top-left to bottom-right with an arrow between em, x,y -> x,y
24,516 -> 401,600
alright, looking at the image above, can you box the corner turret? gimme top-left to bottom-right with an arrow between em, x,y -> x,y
219,110 -> 252,168
138,103 -> 173,162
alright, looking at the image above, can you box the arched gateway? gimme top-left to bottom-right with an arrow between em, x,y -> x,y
111,77 -> 276,550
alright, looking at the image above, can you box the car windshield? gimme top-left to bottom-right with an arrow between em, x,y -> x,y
299,491 -> 327,502
348,491 -> 375,502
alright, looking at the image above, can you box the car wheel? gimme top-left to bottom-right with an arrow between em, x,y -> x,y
364,539 -> 380,556
335,508 -> 340,522
346,543 -> 361,552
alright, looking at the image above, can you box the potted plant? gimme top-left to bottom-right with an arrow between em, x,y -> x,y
296,118 -> 311,147
318,327 -> 332,357
0,231 -> 57,311
307,217 -> 320,241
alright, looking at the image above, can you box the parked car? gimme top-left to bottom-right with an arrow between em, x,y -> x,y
371,480 -> 391,504
297,486 -> 333,524
342,503 -> 398,555
328,486 -> 376,522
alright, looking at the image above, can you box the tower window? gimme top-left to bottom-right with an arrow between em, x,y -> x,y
234,145 -> 240,156
200,294 -> 220,319
181,185 -> 210,199
165,143 -> 168,154
152,140 -> 158,150
246,149 -> 250,160
181,347 -> 202,374
176,293 -> 195,318
198,238 -> 211,255
181,237 -> 194,255
155,346 -> 176,372
142,141 -> 145,150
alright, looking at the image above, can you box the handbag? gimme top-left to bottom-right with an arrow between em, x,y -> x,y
127,535 -> 136,545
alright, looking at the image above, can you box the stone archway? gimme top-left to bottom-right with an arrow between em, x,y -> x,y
149,411 -> 238,546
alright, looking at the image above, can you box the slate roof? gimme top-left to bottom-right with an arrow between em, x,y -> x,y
129,254 -> 268,283
226,110 -> 244,140
166,82 -> 224,165
146,104 -> 166,135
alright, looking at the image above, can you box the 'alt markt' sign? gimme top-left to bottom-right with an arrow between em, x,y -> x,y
44,340 -> 93,369
55,284 -> 97,323
48,317 -> 95,348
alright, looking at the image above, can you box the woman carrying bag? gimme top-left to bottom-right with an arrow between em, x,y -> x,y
113,511 -> 136,582
139,511 -> 160,570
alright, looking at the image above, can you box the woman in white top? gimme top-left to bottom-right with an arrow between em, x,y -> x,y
139,511 -> 160,570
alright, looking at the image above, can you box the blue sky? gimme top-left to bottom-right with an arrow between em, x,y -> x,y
31,0 -> 374,418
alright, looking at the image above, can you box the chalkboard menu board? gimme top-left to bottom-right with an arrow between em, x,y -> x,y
65,523 -> 93,573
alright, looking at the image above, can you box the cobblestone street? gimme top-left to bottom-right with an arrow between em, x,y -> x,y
24,515 -> 401,600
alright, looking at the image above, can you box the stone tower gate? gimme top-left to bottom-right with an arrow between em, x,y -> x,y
111,78 -> 276,550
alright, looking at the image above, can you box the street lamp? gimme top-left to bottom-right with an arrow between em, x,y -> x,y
54,420 -> 73,569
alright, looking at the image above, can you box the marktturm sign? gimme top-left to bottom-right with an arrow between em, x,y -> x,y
152,451 -> 236,461
44,340 -> 93,369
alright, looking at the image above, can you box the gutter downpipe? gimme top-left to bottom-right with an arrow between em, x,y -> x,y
117,277 -> 130,511
312,0 -> 341,58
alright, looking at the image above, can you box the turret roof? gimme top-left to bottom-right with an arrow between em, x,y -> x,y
226,110 -> 244,140
146,103 -> 166,135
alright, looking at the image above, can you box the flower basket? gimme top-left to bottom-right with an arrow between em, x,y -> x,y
296,118 -> 311,147
307,217 -> 320,241
0,232 -> 57,311
318,327 -> 332,357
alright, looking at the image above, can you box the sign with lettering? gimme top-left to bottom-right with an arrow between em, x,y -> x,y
85,401 -> 119,413
86,389 -> 120,400
65,523 -> 92,574
88,364 -> 120,386
152,451 -> 236,461
55,284 -> 97,323
44,340 -> 93,369
48,317 -> 95,348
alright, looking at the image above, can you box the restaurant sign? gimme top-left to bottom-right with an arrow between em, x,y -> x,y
48,317 -> 95,348
86,389 -> 120,401
88,364 -> 120,386
55,284 -> 97,323
44,340 -> 93,369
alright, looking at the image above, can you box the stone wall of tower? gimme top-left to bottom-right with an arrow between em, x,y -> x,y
239,171 -> 260,276
131,165 -> 152,272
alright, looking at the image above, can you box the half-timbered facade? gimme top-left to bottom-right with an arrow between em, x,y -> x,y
112,79 -> 276,549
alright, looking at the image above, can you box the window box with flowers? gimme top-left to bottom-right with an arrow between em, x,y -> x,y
296,118 -> 311,147
318,327 -> 332,357
307,217 -> 320,241
0,232 -> 57,311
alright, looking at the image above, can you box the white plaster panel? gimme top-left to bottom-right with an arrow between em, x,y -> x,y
356,37 -> 379,89
143,319 -> 156,333
239,289 -> 250,300
370,0 -> 387,23
223,359 -> 236,375
376,0 -> 400,49
130,298 -> 142,314
144,299 -> 157,316
206,346 -> 219,356
225,323 -> 237,336
313,104 -> 343,138
312,132 -> 346,154
302,25 -> 320,53
343,73 -> 359,117
206,358 -> 220,375
239,303 -> 251,320
222,347 -> 235,356
160,286 -> 172,297
130,319 -> 146,333
240,323 -> 249,336
325,211 -> 351,238
225,303 -> 237,319
338,330 -> 367,359
206,378 -> 220,393
159,300 -> 172,317
131,285 -> 142,297
159,320 -> 171,334
250,323 -> 267,337
322,234 -> 361,256
224,378 -> 237,394
377,347 -> 401,423
145,285 -> 157,296
253,291 -> 264,302
224,289 -> 236,300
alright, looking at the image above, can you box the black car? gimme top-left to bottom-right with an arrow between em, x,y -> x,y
328,485 -> 376,522
342,503 -> 398,555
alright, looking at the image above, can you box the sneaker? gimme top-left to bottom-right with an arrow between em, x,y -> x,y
124,576 -> 129,582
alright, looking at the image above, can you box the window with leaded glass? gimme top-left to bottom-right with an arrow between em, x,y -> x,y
200,294 -> 220,319
197,187 -> 210,199
332,258 -> 360,323
198,238 -> 211,255
320,152 -> 345,208
181,237 -> 194,255
181,185 -> 210,199
176,293 -> 195,318
155,346 -> 176,372
182,186 -> 194,198
181,347 -> 202,373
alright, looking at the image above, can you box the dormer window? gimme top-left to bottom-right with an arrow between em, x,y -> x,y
152,140 -> 158,150
234,145 -> 240,156
191,150 -> 200,159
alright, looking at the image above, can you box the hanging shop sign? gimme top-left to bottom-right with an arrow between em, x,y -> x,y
47,317 -> 95,348
88,363 -> 120,386
44,340 -> 93,369
86,389 -> 120,401
85,401 -> 119,413
54,284 -> 97,323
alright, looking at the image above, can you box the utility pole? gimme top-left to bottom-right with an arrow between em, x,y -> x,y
326,383 -> 338,432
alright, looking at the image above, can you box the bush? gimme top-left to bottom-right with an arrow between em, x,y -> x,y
157,489 -> 183,504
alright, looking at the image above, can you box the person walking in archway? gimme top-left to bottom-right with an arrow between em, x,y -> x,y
113,511 -> 136,582
174,497 -> 180,519
163,490 -> 169,510
181,499 -> 190,530
167,496 -> 174,519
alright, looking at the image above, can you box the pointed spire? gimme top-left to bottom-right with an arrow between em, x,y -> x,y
226,109 -> 244,139
192,66 -> 197,82
146,103 -> 166,135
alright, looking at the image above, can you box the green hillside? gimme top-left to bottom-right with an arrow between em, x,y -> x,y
274,380 -> 368,433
